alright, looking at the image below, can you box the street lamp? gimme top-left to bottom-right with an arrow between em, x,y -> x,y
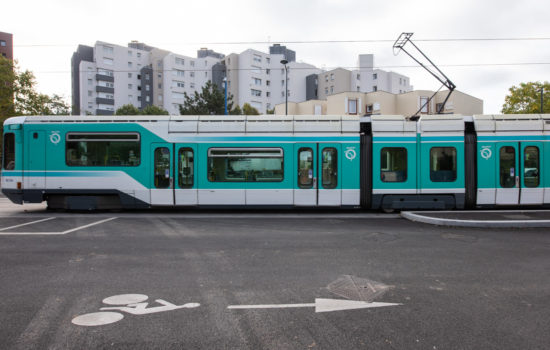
223,77 -> 228,115
280,59 -> 288,115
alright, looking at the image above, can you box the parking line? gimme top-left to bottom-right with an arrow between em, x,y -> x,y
0,217 -> 56,231
0,217 -> 117,235
61,217 -> 118,234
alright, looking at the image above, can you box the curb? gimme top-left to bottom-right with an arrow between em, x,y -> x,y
401,211 -> 550,228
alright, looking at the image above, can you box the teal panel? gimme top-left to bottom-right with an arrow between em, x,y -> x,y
477,142 -> 496,189
340,142 -> 360,190
419,141 -> 465,190
372,142 -> 417,190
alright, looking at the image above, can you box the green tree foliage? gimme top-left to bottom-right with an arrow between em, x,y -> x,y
502,81 -> 550,114
242,103 -> 260,115
115,104 -> 169,116
266,108 -> 275,115
141,105 -> 169,115
179,80 -> 234,115
115,104 -> 140,115
0,57 -> 70,118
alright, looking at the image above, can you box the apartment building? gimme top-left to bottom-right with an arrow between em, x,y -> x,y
215,46 -> 321,114
71,41 -> 225,115
308,54 -> 412,100
0,32 -> 13,60
275,89 -> 483,116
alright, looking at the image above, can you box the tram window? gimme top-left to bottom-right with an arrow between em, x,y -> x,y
381,147 -> 407,182
321,148 -> 337,189
66,133 -> 140,167
524,146 -> 539,188
298,148 -> 313,189
3,133 -> 15,170
154,147 -> 171,189
207,148 -> 283,182
499,146 -> 516,188
178,148 -> 194,188
430,147 -> 457,182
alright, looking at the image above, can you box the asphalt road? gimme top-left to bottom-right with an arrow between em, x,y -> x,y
0,201 -> 549,349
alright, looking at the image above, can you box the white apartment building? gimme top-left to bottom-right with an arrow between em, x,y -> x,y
222,49 -> 321,114
72,41 -> 224,115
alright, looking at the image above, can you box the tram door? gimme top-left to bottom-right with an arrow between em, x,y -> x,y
496,142 -> 543,205
150,143 -> 174,205
294,143 -> 341,206
174,144 -> 198,206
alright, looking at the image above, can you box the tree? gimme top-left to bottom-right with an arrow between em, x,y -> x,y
141,105 -> 169,115
179,80 -> 234,115
229,105 -> 242,115
242,103 -> 260,115
0,57 -> 70,118
502,81 -> 550,114
115,104 -> 140,115
266,108 -> 275,115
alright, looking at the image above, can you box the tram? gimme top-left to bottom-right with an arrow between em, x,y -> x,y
1,114 -> 548,210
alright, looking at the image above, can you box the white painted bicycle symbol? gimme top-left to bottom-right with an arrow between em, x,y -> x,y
71,294 -> 200,326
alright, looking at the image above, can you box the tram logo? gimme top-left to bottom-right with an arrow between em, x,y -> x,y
480,146 -> 492,160
49,131 -> 61,145
345,147 -> 357,161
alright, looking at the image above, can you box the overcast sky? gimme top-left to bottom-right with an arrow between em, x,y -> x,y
3,0 -> 550,114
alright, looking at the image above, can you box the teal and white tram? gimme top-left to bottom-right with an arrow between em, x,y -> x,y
1,114 -> 549,210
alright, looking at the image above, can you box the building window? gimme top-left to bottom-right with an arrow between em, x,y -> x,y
88,91 -> 92,97
158,83 -> 162,89
430,147 -> 457,182
251,89 -> 261,97
174,81 -> 185,88
205,72 -> 208,78
190,72 -> 195,78
281,91 -> 285,97
146,84 -> 150,91
128,73 -> 132,78
266,57 -> 270,64
99,69 -> 114,77
373,86 -> 377,92
66,133 -> 141,167
266,80 -> 270,86
207,148 -> 284,182
330,73 -> 334,81
348,99 -> 357,114
325,87 -> 328,94
88,79 -> 92,86
266,92 -> 270,97
266,69 -> 270,75
366,104 -> 373,113
253,54 -> 262,63
381,148 -> 407,182
175,57 -> 184,65
128,62 -> 133,68
128,50 -> 132,57
137,52 -> 141,58
103,46 -> 114,55
253,78 -> 261,86
190,61 -> 195,67
128,84 -> 133,89
399,78 -> 402,84
357,74 -> 360,80
325,75 -> 328,82
420,96 -> 429,113
0,40 -> 6,47
103,58 -> 114,65
174,69 -> 185,77
158,95 -> 163,102
357,86 -> 361,92
145,73 -> 150,80
330,86 -> 334,94
373,73 -> 377,80
129,95 -> 133,101
146,96 -> 150,102
190,83 -> 195,89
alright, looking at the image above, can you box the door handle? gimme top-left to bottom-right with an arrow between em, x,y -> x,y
515,176 -> 519,188
313,177 -> 317,188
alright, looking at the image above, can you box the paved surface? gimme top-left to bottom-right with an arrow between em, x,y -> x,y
0,200 -> 549,349
402,210 -> 550,227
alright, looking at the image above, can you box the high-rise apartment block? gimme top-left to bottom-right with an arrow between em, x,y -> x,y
71,41 -> 413,115
0,32 -> 13,60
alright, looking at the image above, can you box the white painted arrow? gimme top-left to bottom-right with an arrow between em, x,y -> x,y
228,298 -> 402,313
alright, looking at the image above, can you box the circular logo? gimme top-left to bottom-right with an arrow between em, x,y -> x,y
480,147 -> 492,160
345,148 -> 357,161
49,131 -> 61,145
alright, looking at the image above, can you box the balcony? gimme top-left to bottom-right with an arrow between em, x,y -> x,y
96,97 -> 114,105
95,74 -> 114,82
96,86 -> 114,93
96,109 -> 114,115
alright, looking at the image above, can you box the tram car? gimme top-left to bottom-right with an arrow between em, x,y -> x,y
1,114 -> 549,210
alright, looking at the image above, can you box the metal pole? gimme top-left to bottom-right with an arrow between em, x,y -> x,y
285,65 -> 288,115
224,78 -> 228,115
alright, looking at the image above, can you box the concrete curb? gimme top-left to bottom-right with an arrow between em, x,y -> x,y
401,211 -> 550,228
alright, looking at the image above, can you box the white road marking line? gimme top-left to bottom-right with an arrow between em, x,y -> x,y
228,298 -> 402,313
0,217 -> 117,235
0,217 -> 56,231
61,217 -> 118,234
